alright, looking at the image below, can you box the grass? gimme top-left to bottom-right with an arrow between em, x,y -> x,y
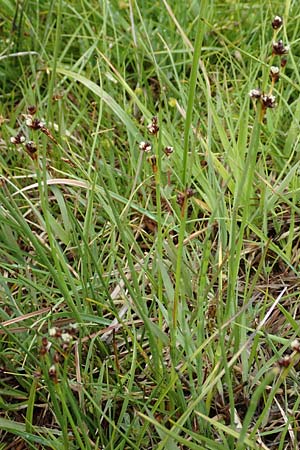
1,0 -> 300,448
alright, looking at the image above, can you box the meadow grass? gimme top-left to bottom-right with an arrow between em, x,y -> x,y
1,1 -> 300,449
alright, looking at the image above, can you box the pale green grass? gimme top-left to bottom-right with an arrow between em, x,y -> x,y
1,1 -> 300,449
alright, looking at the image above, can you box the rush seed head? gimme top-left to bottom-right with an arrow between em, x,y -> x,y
277,355 -> 291,368
270,66 -> 280,82
261,94 -> 277,109
164,146 -> 174,156
10,132 -> 26,145
25,141 -> 37,154
147,116 -> 159,136
272,40 -> 289,56
281,58 -> 287,68
249,88 -> 262,99
25,116 -> 45,130
27,105 -> 37,115
272,16 -> 283,30
291,339 -> 300,352
139,141 -> 152,152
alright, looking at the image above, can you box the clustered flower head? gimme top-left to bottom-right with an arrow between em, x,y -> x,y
138,116 -> 173,160
139,141 -> 152,153
10,131 -> 25,145
25,116 -> 45,130
272,39 -> 289,56
138,116 -> 176,192
176,187 -> 195,207
272,15 -> 283,30
261,94 -> 277,109
147,116 -> 159,136
10,105 -> 57,159
39,323 -> 79,384
249,15 -> 289,122
164,146 -> 174,156
269,65 -> 280,82
249,88 -> 262,99
25,141 -> 38,160
277,339 -> 300,369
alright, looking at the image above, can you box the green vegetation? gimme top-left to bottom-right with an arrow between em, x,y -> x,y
1,1 -> 300,448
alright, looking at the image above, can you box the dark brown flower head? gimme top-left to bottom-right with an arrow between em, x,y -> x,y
272,39 -> 289,56
272,15 -> 283,30
40,336 -> 51,355
149,155 -> 157,173
53,352 -> 61,363
176,188 -> 195,207
10,132 -> 26,145
261,94 -> 277,109
164,146 -> 174,156
25,141 -> 38,160
42,336 -> 48,347
277,355 -> 291,368
27,105 -> 37,115
25,116 -> 45,130
176,192 -> 185,207
280,58 -> 287,68
48,364 -> 58,383
39,346 -> 48,356
249,88 -> 262,99
25,141 -> 37,154
68,323 -> 79,335
147,116 -> 159,136
186,187 -> 195,198
139,141 -> 152,153
270,66 -> 280,82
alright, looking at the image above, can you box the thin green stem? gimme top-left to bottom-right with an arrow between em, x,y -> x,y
172,2 -> 208,346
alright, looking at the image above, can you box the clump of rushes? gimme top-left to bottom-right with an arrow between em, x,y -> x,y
249,15 -> 289,123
